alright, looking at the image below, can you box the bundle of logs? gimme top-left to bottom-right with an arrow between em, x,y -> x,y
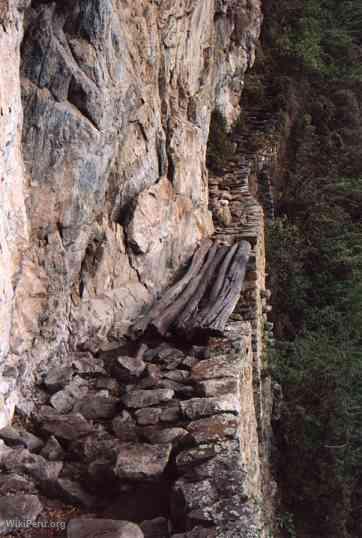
132,238 -> 251,340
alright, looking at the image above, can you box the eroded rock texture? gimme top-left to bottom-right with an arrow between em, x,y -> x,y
0,0 -> 262,406
0,0 -> 273,535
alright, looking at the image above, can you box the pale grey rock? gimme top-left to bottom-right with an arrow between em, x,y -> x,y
180,395 -> 240,420
198,378 -> 239,398
191,357 -> 240,381
50,390 -> 75,413
67,519 -> 144,538
114,443 -> 172,481
0,495 -> 43,535
122,389 -> 174,409
173,478 -> 218,511
188,495 -> 257,526
187,414 -> 239,444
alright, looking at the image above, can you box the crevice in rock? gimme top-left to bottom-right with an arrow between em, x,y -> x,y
67,76 -> 101,132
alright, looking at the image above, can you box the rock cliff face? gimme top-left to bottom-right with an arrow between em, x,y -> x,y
0,1 -> 276,536
1,0 -> 262,390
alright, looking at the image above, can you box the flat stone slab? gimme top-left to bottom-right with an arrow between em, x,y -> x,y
198,378 -> 239,397
0,495 -> 43,535
67,518 -> 144,538
74,395 -> 118,419
191,357 -> 240,381
41,413 -> 92,440
187,414 -> 239,444
141,427 -> 188,446
180,395 -> 240,420
114,443 -> 172,480
122,389 -> 174,409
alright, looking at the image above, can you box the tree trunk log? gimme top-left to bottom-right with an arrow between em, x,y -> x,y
173,245 -> 228,333
130,238 -> 213,338
192,240 -> 251,335
150,242 -> 221,336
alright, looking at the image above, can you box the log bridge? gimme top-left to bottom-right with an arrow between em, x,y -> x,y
132,238 -> 251,340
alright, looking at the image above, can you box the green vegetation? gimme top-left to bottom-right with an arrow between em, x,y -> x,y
246,1 -> 362,536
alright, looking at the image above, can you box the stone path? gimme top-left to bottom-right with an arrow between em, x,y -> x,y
0,322 -> 262,537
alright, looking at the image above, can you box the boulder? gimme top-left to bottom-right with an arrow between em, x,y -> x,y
187,414 -> 239,444
191,357 -> 240,381
0,495 -> 43,535
0,426 -> 43,452
2,448 -> 63,483
197,378 -> 239,397
122,389 -> 174,409
180,395 -> 240,420
43,367 -> 73,393
141,427 -> 188,446
67,519 -> 144,538
41,413 -> 92,440
114,443 -> 172,481
73,394 -> 118,419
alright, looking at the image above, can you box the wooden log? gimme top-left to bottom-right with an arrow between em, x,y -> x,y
173,246 -> 228,333
202,242 -> 238,306
150,242 -> 222,336
130,238 -> 213,338
192,240 -> 251,335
